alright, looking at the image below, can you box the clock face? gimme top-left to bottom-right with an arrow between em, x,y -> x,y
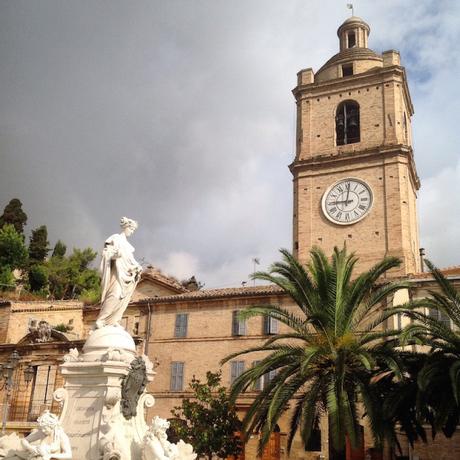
322,178 -> 373,225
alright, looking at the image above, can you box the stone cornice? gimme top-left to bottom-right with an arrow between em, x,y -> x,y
289,144 -> 420,190
0,339 -> 85,351
11,305 -> 84,313
293,65 -> 414,115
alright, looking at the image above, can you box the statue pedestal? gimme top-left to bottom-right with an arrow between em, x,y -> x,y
54,327 -> 155,460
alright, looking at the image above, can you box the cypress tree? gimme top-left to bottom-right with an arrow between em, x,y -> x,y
0,199 -> 27,234
29,225 -> 49,263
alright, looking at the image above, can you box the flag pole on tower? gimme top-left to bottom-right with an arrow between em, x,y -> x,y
347,3 -> 354,16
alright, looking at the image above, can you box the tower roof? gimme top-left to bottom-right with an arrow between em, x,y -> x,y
337,16 -> 370,37
313,16 -> 380,82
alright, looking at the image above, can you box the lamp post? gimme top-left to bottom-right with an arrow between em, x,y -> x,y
0,350 -> 35,434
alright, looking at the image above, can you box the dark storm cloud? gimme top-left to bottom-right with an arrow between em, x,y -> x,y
0,1 -> 459,286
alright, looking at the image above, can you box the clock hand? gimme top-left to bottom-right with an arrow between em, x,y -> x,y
346,183 -> 350,202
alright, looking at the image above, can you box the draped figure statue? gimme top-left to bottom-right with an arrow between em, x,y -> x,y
0,410 -> 72,460
95,217 -> 142,329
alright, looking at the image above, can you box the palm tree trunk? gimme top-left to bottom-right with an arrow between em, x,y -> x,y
329,444 -> 346,460
328,417 -> 346,460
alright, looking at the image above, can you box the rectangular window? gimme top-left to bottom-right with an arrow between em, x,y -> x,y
133,315 -> 140,335
396,312 -> 403,330
175,313 -> 188,338
305,426 -> 322,451
232,311 -> 247,336
28,365 -> 57,421
121,316 -> 128,329
263,369 -> 278,389
252,360 -> 262,391
342,63 -> 353,77
170,362 -> 184,391
230,361 -> 245,384
347,31 -> 356,48
263,316 -> 279,335
429,308 -> 451,329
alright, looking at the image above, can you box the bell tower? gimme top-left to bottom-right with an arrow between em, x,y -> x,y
290,16 -> 421,275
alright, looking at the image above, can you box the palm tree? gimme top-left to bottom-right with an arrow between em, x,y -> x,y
222,246 -> 410,460
400,260 -> 460,436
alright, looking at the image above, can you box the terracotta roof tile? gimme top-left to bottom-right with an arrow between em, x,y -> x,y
134,284 -> 284,303
408,265 -> 460,280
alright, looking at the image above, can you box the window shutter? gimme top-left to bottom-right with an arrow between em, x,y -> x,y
175,314 -> 188,337
263,316 -> 269,334
252,360 -> 262,391
182,314 -> 188,336
240,317 -> 247,335
177,362 -> 184,389
171,362 -> 184,391
232,311 -> 246,336
231,361 -> 244,384
263,369 -> 278,389
231,361 -> 238,383
170,363 -> 177,390
439,310 -> 451,329
264,316 -> 278,335
232,311 -> 239,335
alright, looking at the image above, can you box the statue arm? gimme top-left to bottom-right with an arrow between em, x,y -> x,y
50,433 -> 72,460
21,431 -> 42,454
99,236 -> 120,301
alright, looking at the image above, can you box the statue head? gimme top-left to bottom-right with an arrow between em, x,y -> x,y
120,217 -> 138,236
37,410 -> 60,435
150,416 -> 170,438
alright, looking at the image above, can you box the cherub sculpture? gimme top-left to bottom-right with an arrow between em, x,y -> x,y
142,417 -> 196,460
0,410 -> 71,460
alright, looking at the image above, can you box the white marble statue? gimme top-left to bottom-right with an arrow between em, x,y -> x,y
99,395 -> 130,460
142,417 -> 196,460
96,217 -> 143,329
0,410 -> 72,460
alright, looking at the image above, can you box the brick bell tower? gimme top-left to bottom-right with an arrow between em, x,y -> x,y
290,16 -> 421,276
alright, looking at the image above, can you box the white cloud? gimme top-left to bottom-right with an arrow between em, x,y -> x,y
157,252 -> 200,282
419,160 -> 460,267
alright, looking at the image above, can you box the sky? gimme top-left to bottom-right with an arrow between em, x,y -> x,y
0,0 -> 459,288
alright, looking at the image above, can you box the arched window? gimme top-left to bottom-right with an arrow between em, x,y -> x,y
347,31 -> 356,48
336,101 -> 360,146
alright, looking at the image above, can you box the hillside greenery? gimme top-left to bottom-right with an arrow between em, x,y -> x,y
0,198 -> 100,303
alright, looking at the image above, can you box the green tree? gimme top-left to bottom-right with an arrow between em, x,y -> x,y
170,371 -> 242,460
29,225 -> 49,263
28,264 -> 49,293
52,240 -> 67,258
0,224 -> 28,270
400,260 -> 460,436
223,247 -> 409,459
0,198 -> 27,234
47,247 -> 99,299
0,267 -> 15,292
